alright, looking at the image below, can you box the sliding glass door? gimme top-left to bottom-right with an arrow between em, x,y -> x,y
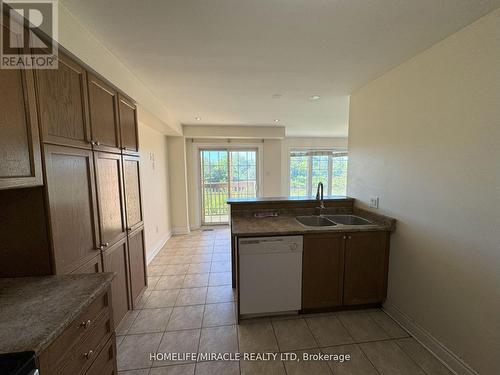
200,149 -> 258,224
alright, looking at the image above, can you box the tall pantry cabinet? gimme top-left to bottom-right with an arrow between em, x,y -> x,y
34,51 -> 147,326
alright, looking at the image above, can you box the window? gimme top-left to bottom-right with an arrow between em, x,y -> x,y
289,150 -> 348,197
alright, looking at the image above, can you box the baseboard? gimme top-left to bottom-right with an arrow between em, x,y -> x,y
172,226 -> 191,235
146,231 -> 171,265
383,301 -> 478,375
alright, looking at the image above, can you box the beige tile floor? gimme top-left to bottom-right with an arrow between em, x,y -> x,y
116,227 -> 452,375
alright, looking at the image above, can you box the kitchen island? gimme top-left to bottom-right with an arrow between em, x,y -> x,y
227,196 -> 396,321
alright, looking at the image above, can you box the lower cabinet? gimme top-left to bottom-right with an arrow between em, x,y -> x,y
127,227 -> 147,307
102,238 -> 131,326
38,288 -> 115,375
302,233 -> 344,309
85,336 -> 118,375
343,231 -> 389,305
301,231 -> 390,310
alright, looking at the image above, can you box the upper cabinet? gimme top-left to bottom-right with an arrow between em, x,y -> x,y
87,74 -> 121,153
118,94 -> 139,155
0,68 -> 42,189
34,53 -> 91,149
0,15 -> 42,189
0,22 -> 42,189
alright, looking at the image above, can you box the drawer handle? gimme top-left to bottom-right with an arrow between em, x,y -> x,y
80,319 -> 91,329
84,350 -> 94,360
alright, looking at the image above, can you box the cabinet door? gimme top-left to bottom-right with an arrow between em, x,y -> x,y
123,156 -> 143,232
118,94 -> 139,155
344,231 -> 389,305
102,238 -> 131,326
0,42 -> 42,189
35,53 -> 91,148
302,233 -> 344,309
128,227 -> 147,307
87,74 -> 121,153
71,253 -> 103,274
95,152 -> 127,249
44,145 -> 100,274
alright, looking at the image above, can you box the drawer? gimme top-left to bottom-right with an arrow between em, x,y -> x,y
57,309 -> 113,375
38,290 -> 111,374
85,336 -> 117,375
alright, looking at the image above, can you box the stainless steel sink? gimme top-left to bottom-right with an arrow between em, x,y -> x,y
296,215 -> 337,227
324,214 -> 373,225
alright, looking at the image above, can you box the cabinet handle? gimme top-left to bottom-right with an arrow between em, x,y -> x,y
127,227 -> 132,232
84,350 -> 94,360
80,319 -> 91,329
100,242 -> 109,250
90,140 -> 96,146
343,235 -> 347,240
95,141 -> 101,146
348,235 -> 352,239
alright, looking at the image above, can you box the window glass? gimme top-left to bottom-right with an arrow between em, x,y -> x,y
289,153 -> 308,197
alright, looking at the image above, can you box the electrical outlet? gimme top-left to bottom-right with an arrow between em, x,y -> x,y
369,197 -> 379,209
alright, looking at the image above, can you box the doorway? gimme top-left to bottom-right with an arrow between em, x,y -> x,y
200,149 -> 258,224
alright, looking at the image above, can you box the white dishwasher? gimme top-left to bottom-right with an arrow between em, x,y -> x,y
239,235 -> 303,315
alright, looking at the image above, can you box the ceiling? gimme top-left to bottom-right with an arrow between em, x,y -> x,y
60,0 -> 499,137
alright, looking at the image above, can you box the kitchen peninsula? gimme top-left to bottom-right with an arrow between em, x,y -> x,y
227,196 -> 396,321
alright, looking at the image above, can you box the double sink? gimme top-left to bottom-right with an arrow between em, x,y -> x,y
296,214 -> 373,227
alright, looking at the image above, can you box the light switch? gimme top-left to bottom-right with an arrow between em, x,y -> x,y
369,197 -> 379,208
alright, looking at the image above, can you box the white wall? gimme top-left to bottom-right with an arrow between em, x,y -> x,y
138,123 -> 172,262
347,9 -> 500,375
167,137 -> 191,234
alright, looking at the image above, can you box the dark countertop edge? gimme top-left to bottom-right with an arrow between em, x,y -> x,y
0,273 -> 115,355
232,225 -> 389,238
227,196 -> 354,204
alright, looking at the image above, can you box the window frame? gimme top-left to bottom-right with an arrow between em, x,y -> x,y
287,147 -> 348,197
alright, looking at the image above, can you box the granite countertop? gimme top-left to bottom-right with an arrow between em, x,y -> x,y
231,209 -> 395,237
0,273 -> 114,355
227,196 -> 354,204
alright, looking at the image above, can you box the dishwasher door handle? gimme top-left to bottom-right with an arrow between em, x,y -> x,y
240,238 -> 284,245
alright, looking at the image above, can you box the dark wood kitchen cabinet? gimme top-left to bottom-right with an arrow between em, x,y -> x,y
123,155 -> 143,232
44,145 -> 100,274
118,94 -> 139,155
128,226 -> 147,307
102,238 -> 131,325
87,74 -> 121,153
343,231 -> 389,305
72,254 -> 103,275
94,152 -> 127,249
34,53 -> 92,149
0,12 -> 146,329
37,287 -> 115,375
0,61 -> 42,190
302,233 -> 345,310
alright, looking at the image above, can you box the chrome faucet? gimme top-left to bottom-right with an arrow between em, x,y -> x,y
316,182 -> 325,213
